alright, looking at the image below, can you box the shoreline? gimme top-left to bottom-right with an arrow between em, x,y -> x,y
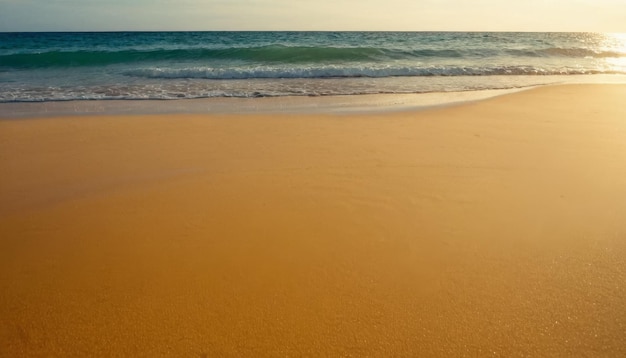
0,87 -> 530,119
2,74 -> 626,119
1,84 -> 625,356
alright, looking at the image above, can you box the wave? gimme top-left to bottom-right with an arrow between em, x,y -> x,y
508,47 -> 626,58
2,45 -> 624,69
0,46 -> 475,69
0,46 -> 391,68
124,65 -> 623,80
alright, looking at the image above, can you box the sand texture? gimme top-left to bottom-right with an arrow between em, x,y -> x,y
1,85 -> 625,356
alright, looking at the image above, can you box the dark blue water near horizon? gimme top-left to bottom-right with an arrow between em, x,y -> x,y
1,31 -> 625,102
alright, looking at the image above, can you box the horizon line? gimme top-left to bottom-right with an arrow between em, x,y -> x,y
1,30 -> 622,34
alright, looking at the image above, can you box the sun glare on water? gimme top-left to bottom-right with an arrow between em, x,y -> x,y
602,33 -> 626,72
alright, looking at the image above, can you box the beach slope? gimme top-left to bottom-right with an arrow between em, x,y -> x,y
1,85 -> 625,356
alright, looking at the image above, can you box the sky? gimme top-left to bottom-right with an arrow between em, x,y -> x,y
0,0 -> 624,32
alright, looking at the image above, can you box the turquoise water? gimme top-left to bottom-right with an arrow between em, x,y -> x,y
1,32 -> 625,102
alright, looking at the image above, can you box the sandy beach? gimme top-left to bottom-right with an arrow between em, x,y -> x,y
1,84 -> 625,356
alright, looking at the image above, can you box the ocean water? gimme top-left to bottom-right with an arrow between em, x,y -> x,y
1,32 -> 625,102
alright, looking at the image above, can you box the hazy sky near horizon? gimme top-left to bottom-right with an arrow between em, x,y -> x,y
0,0 -> 624,32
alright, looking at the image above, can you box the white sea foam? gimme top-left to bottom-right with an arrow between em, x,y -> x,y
2,74 -> 625,104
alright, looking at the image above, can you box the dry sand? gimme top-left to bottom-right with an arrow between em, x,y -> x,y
1,85 -> 625,356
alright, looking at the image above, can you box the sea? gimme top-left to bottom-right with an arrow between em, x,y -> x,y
1,32 -> 626,102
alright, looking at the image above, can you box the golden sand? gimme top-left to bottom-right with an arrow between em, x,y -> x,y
1,85 -> 625,356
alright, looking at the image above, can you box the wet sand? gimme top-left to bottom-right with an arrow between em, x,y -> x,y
1,85 -> 625,356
